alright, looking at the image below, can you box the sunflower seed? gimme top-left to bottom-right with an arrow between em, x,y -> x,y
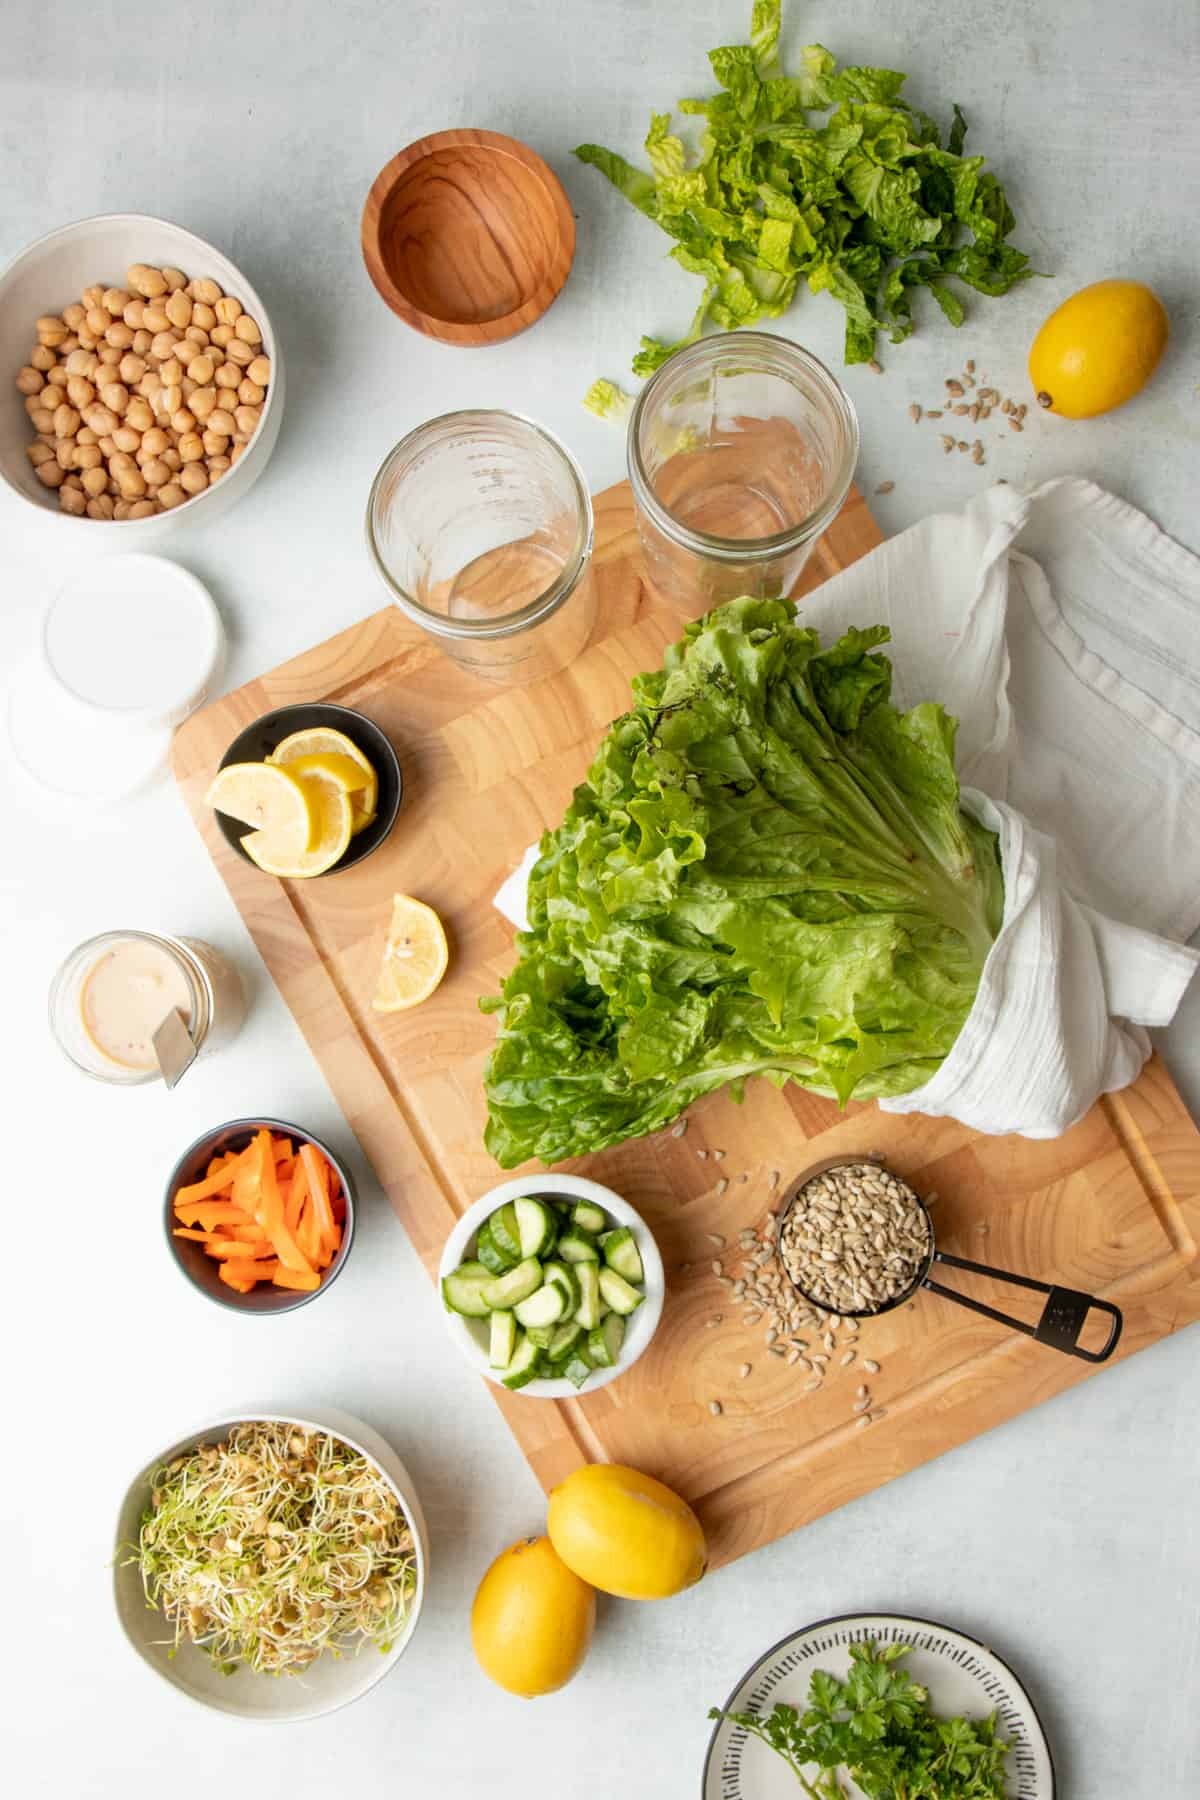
841,1349 -> 856,1366
952,403 -> 970,415
707,1315 -> 723,1327
770,1344 -> 787,1357
1008,417 -> 1023,432
710,1260 -> 723,1276
716,1178 -> 729,1196
744,1311 -> 762,1324
942,435 -> 955,453
739,1362 -> 752,1378
856,1384 -> 868,1398
855,1414 -> 870,1430
709,1400 -> 723,1416
713,1149 -> 726,1161
875,480 -> 895,494
870,1408 -> 888,1422
926,408 -> 944,418
863,1359 -> 880,1374
803,1376 -> 822,1393
671,1118 -> 689,1138
787,1348 -> 802,1365
697,1148 -> 708,1160
945,378 -> 965,395
765,1328 -> 778,1345
908,403 -> 922,422
868,359 -> 882,374
732,1280 -> 746,1298
706,1233 -> 726,1248
965,358 -> 976,375
853,1397 -> 872,1413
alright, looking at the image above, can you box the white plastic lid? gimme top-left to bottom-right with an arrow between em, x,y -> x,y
7,651 -> 173,807
41,553 -> 223,728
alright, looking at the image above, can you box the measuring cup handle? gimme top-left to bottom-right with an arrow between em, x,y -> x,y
925,1251 -> 1124,1363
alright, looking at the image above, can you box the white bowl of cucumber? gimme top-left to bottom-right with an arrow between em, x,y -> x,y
438,1174 -> 665,1399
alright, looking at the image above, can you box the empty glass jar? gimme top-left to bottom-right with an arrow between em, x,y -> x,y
367,410 -> 596,683
627,332 -> 859,611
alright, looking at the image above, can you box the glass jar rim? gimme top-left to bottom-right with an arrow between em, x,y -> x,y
626,331 -> 860,561
365,409 -> 595,641
48,930 -> 211,1085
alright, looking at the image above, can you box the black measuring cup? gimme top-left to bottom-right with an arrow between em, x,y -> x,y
779,1155 -> 1123,1362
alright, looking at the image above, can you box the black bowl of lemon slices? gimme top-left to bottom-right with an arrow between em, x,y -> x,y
207,703 -> 402,878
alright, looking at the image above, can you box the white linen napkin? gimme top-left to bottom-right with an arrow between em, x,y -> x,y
494,478 -> 1200,1137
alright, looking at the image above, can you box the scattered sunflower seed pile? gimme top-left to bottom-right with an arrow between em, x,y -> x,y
778,1163 -> 931,1316
677,1130 -> 889,1428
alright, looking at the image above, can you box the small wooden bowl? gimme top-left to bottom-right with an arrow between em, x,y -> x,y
361,129 -> 575,345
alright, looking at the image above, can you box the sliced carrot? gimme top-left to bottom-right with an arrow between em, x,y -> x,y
172,1227 -> 216,1243
272,1137 -> 293,1162
173,1199 -> 258,1231
287,1158 -> 309,1237
205,1236 -> 277,1260
300,1145 -> 339,1258
174,1155 -> 244,1206
296,1200 -> 322,1269
254,1131 -> 313,1274
271,1264 -> 321,1292
218,1263 -> 258,1294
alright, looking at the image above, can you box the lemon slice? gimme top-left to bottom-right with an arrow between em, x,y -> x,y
242,770 -> 353,878
372,895 -> 448,1012
284,751 -> 371,793
206,761 -> 315,853
271,728 -> 379,836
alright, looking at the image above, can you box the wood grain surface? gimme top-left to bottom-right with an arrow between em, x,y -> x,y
361,129 -> 575,344
172,478 -> 1200,1570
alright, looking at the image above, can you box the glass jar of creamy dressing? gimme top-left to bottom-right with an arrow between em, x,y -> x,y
49,931 -> 245,1085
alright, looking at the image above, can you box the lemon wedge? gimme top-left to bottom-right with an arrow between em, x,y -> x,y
283,751 -> 371,793
242,770 -> 353,878
372,895 -> 448,1012
206,761 -> 315,853
271,728 -> 378,836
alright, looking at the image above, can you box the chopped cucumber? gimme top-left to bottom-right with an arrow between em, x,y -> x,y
488,1310 -> 517,1368
442,1261 -> 494,1318
598,1266 -> 644,1316
481,1257 -> 542,1310
571,1199 -> 608,1235
557,1227 -> 599,1264
514,1283 -> 567,1329
500,1333 -> 543,1390
488,1202 -> 522,1262
560,1351 -> 594,1389
600,1227 -> 644,1284
543,1260 -> 579,1312
526,1323 -> 560,1349
515,1197 -> 558,1259
546,1320 -> 583,1362
587,1312 -> 626,1368
475,1219 -> 516,1276
574,1262 -> 602,1330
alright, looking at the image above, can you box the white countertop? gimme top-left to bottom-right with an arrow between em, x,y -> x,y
2,2 -> 1198,1792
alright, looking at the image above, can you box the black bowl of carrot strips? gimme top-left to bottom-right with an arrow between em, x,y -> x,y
164,1117 -> 356,1314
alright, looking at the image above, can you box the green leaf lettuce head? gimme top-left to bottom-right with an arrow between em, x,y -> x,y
481,599 -> 1003,1169
573,0 -> 1035,368
709,1637 -> 1012,1798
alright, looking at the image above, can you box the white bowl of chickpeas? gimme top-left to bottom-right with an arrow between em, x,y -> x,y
0,213 -> 284,538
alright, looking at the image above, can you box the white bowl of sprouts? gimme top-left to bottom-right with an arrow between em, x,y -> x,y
113,1406 -> 428,1720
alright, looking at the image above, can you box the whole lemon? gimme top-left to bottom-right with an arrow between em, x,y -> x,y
547,1463 -> 707,1600
470,1534 -> 595,1698
1029,279 -> 1168,418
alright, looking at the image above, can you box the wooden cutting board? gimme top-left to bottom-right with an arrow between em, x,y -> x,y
172,480 -> 1200,1570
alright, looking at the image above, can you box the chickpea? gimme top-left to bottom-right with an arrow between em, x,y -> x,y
225,338 -> 254,368
177,460 -> 208,495
97,345 -> 123,366
29,405 -> 55,433
136,371 -> 162,399
81,464 -> 109,497
174,338 -> 201,368
141,303 -> 169,333
132,328 -> 153,355
214,295 -> 243,326
77,327 -> 99,350
181,376 -> 197,399
30,344 -> 57,372
36,460 -> 65,488
184,324 -> 209,347
192,301 -> 216,331
233,404 -> 260,437
16,366 -> 44,395
55,438 -> 79,469
150,330 -> 180,362
63,302 -> 87,330
215,362 -> 240,390
104,321 -> 135,349
125,397 -> 153,432
37,314 -> 70,345
59,483 -> 88,515
122,298 -> 147,329
26,441 -> 55,467
102,287 -> 129,316
159,383 -> 183,418
86,494 -> 116,520
210,323 -> 234,348
165,290 -> 192,329
65,376 -> 94,409
76,443 -> 103,470
157,357 -> 181,389
190,387 -> 217,420
52,401 -> 81,438
206,406 -> 234,436
45,364 -> 69,387
246,354 -> 270,387
157,480 -> 186,509
141,456 -> 170,487
24,393 -> 44,418
112,425 -> 142,453
127,263 -> 168,299
109,449 -> 135,473
65,348 -> 98,377
141,427 -> 169,457
187,354 -> 215,387
161,266 -> 187,293
83,403 -> 118,435
128,498 -> 157,518
177,431 -> 205,463
206,454 -> 231,479
117,467 -> 147,499
118,353 -> 146,385
234,312 -> 262,345
77,426 -> 98,446
187,276 -> 222,305
85,305 -> 109,335
201,428 -> 228,456
171,408 -> 197,435
161,446 -> 182,471
98,434 -> 116,457
59,334 -> 81,354
236,378 -> 264,406
113,499 -> 131,520
99,382 -> 130,415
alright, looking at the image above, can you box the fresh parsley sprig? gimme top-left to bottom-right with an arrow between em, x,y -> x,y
709,1638 -> 1012,1799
